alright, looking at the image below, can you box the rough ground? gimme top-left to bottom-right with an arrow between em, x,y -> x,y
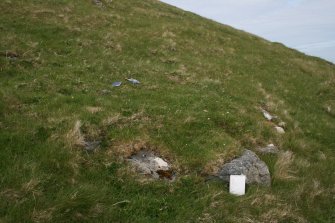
0,0 -> 335,222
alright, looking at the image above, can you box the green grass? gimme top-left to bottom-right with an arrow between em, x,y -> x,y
1,0 -> 334,222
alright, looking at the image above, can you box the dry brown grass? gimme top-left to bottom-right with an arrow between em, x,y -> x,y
162,30 -> 176,38
105,139 -> 180,174
86,106 -> 103,114
292,57 -> 324,76
201,77 -> 222,85
295,157 -> 311,168
250,193 -> 278,206
107,140 -> 170,160
259,206 -> 307,223
102,113 -> 121,126
323,100 -> 335,116
229,203 -> 306,223
0,189 -> 21,203
197,213 -> 214,223
184,116 -> 196,124
309,180 -> 325,200
1,179 -> 42,205
231,192 -> 307,223
32,208 -> 55,223
274,151 -> 297,180
292,179 -> 328,204
102,111 -> 151,128
89,203 -> 105,218
128,110 -> 151,123
21,179 -> 42,199
256,82 -> 294,125
66,120 -> 85,147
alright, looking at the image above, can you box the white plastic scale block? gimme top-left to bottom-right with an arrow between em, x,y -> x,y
229,175 -> 246,196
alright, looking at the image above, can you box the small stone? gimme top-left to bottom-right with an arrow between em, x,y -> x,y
218,150 -> 271,186
84,141 -> 101,151
112,81 -> 122,87
92,0 -> 103,7
101,89 -> 110,95
327,106 -> 331,113
257,144 -> 279,154
275,126 -> 285,134
261,108 -> 277,121
153,157 -> 169,168
126,78 -> 140,85
278,121 -> 286,128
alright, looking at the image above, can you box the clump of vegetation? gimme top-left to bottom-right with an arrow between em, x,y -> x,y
0,0 -> 334,222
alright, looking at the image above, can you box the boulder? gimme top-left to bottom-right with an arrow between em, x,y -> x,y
218,150 -> 271,186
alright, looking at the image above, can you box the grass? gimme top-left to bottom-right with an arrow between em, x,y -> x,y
0,0 -> 335,222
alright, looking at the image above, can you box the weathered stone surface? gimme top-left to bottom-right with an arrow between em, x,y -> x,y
92,0 -> 103,7
128,150 -> 175,180
256,144 -> 279,154
261,108 -> 277,121
275,126 -> 285,134
84,141 -> 101,152
218,150 -> 271,186
278,121 -> 287,128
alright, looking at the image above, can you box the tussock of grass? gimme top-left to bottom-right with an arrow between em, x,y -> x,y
274,151 -> 297,180
67,120 -> 85,148
259,206 -> 307,223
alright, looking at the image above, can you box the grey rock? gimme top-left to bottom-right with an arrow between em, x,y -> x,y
92,0 -> 103,7
256,144 -> 279,154
126,78 -> 140,85
275,126 -> 285,134
261,108 -> 276,121
128,150 -> 175,180
112,81 -> 122,87
218,150 -> 271,186
84,141 -> 101,151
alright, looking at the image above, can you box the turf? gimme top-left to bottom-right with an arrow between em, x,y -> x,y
0,0 -> 334,222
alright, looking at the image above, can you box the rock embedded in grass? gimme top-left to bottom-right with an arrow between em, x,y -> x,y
256,144 -> 279,154
84,141 -> 101,152
275,126 -> 285,134
128,150 -> 175,180
218,150 -> 271,186
92,0 -> 103,7
278,121 -> 286,128
261,108 -> 276,121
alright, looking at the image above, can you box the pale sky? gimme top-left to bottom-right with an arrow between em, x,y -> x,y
160,0 -> 335,63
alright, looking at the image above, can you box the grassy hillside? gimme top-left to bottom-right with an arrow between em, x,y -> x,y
1,0 -> 334,222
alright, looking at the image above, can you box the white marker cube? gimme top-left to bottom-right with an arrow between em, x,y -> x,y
229,175 -> 246,196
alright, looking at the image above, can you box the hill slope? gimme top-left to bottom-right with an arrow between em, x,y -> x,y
1,0 -> 334,222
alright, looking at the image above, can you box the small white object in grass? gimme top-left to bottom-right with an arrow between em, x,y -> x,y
112,81 -> 122,87
126,78 -> 140,84
229,175 -> 246,196
153,157 -> 169,168
261,109 -> 274,121
275,126 -> 285,134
